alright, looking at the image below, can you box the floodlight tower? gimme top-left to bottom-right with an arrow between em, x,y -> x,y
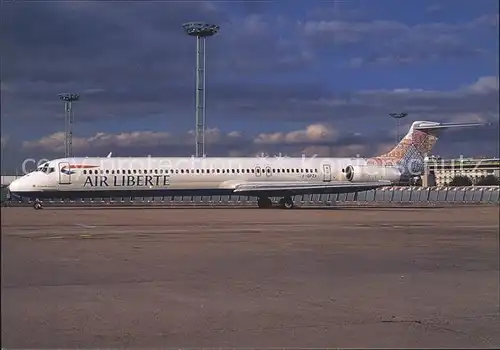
389,112 -> 408,144
182,22 -> 220,157
58,93 -> 80,157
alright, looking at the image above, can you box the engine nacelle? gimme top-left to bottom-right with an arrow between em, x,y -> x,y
344,165 -> 402,183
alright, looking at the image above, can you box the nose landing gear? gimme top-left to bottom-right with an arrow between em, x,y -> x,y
33,200 -> 43,210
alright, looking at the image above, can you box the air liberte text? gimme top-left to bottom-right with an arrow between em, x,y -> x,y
83,175 -> 170,187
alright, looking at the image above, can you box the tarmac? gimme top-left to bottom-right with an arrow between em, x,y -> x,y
1,206 -> 499,348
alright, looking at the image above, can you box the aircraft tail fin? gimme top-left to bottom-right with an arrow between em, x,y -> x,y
371,120 -> 486,173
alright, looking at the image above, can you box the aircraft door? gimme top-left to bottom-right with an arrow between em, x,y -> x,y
255,166 -> 262,177
265,166 -> 272,177
58,162 -> 72,185
322,164 -> 332,182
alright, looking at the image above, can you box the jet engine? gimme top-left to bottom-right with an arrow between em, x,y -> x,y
344,165 -> 402,183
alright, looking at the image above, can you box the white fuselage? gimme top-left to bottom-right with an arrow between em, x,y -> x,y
9,156 -> 402,199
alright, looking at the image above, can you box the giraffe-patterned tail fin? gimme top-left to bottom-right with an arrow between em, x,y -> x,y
372,121 -> 486,174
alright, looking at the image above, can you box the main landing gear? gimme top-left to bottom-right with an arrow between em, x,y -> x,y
279,196 -> 294,209
33,200 -> 43,210
257,196 -> 294,209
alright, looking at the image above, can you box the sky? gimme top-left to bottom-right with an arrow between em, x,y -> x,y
1,0 -> 499,173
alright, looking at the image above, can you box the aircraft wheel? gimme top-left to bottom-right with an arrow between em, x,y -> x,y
33,201 -> 43,210
279,197 -> 294,209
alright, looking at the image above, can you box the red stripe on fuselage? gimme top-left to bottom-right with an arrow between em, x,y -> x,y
68,165 -> 99,169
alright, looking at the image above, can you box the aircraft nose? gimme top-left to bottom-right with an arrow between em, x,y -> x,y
8,178 -> 25,193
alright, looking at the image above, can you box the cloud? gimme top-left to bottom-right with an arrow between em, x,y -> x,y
295,76 -> 499,126
254,124 -> 339,144
21,122 -> 373,162
302,14 -> 497,66
468,76 -> 499,93
22,127 -> 244,154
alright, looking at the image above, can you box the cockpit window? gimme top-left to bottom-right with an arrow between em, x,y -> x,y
48,167 -> 55,173
38,163 -> 50,173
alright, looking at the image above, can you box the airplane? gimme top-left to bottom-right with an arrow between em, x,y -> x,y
8,120 -> 484,210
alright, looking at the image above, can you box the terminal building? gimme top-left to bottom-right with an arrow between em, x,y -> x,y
424,157 -> 500,186
1,175 -> 20,188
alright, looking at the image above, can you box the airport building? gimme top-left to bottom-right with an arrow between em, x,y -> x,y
1,175 -> 20,188
425,157 -> 500,186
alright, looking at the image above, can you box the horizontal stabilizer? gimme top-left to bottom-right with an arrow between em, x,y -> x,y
414,121 -> 488,130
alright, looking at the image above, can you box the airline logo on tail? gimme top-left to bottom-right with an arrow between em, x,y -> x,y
369,121 -> 485,176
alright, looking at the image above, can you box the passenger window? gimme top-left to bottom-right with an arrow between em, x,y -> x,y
83,170 -> 87,174
105,170 -> 109,174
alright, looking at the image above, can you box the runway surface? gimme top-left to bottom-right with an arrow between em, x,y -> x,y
2,206 -> 499,348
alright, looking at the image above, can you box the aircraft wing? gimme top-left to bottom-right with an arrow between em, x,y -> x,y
231,180 -> 391,195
